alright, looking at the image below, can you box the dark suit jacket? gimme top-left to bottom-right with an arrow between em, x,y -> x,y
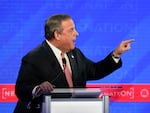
14,40 -> 122,113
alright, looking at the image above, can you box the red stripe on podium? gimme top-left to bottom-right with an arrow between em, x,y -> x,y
0,84 -> 150,102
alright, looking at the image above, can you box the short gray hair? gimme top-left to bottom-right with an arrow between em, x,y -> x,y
44,14 -> 72,40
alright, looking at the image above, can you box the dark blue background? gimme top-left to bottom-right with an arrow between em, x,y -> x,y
0,0 -> 150,112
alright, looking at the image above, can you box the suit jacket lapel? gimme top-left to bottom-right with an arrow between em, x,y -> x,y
43,41 -> 77,87
42,41 -> 60,68
42,41 -> 65,83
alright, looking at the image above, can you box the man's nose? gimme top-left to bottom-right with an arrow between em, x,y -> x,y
75,29 -> 79,36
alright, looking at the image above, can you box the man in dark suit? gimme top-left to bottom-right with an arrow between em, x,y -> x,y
14,14 -> 134,113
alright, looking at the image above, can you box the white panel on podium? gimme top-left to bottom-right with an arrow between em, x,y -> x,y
51,98 -> 103,113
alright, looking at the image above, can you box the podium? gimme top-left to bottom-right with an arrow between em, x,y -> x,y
41,88 -> 110,113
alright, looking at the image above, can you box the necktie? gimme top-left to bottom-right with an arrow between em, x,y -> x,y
61,53 -> 73,88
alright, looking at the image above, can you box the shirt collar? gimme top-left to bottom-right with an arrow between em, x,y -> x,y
46,40 -> 62,58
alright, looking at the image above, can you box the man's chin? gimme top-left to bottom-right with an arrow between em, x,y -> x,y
71,45 -> 75,50
68,46 -> 75,52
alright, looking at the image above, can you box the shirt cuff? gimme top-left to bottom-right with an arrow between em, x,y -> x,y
32,85 -> 40,99
112,56 -> 120,63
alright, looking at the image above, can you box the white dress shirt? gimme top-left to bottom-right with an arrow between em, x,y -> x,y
46,40 -> 72,73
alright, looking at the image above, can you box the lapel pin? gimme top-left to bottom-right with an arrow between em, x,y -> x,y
71,55 -> 74,58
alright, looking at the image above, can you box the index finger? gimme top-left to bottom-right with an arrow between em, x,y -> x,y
124,39 -> 135,43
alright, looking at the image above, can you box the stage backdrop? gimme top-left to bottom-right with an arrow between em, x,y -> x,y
0,0 -> 150,113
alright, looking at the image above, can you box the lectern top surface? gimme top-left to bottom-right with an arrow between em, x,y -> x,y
49,88 -> 101,98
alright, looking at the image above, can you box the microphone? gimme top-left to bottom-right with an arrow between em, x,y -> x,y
51,70 -> 63,84
51,57 -> 67,84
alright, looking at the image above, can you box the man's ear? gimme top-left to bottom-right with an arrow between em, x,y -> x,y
54,31 -> 61,40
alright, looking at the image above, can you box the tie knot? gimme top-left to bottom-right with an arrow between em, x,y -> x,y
61,52 -> 66,66
61,52 -> 65,58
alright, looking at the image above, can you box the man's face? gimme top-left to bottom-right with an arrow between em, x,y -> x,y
59,19 -> 78,52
